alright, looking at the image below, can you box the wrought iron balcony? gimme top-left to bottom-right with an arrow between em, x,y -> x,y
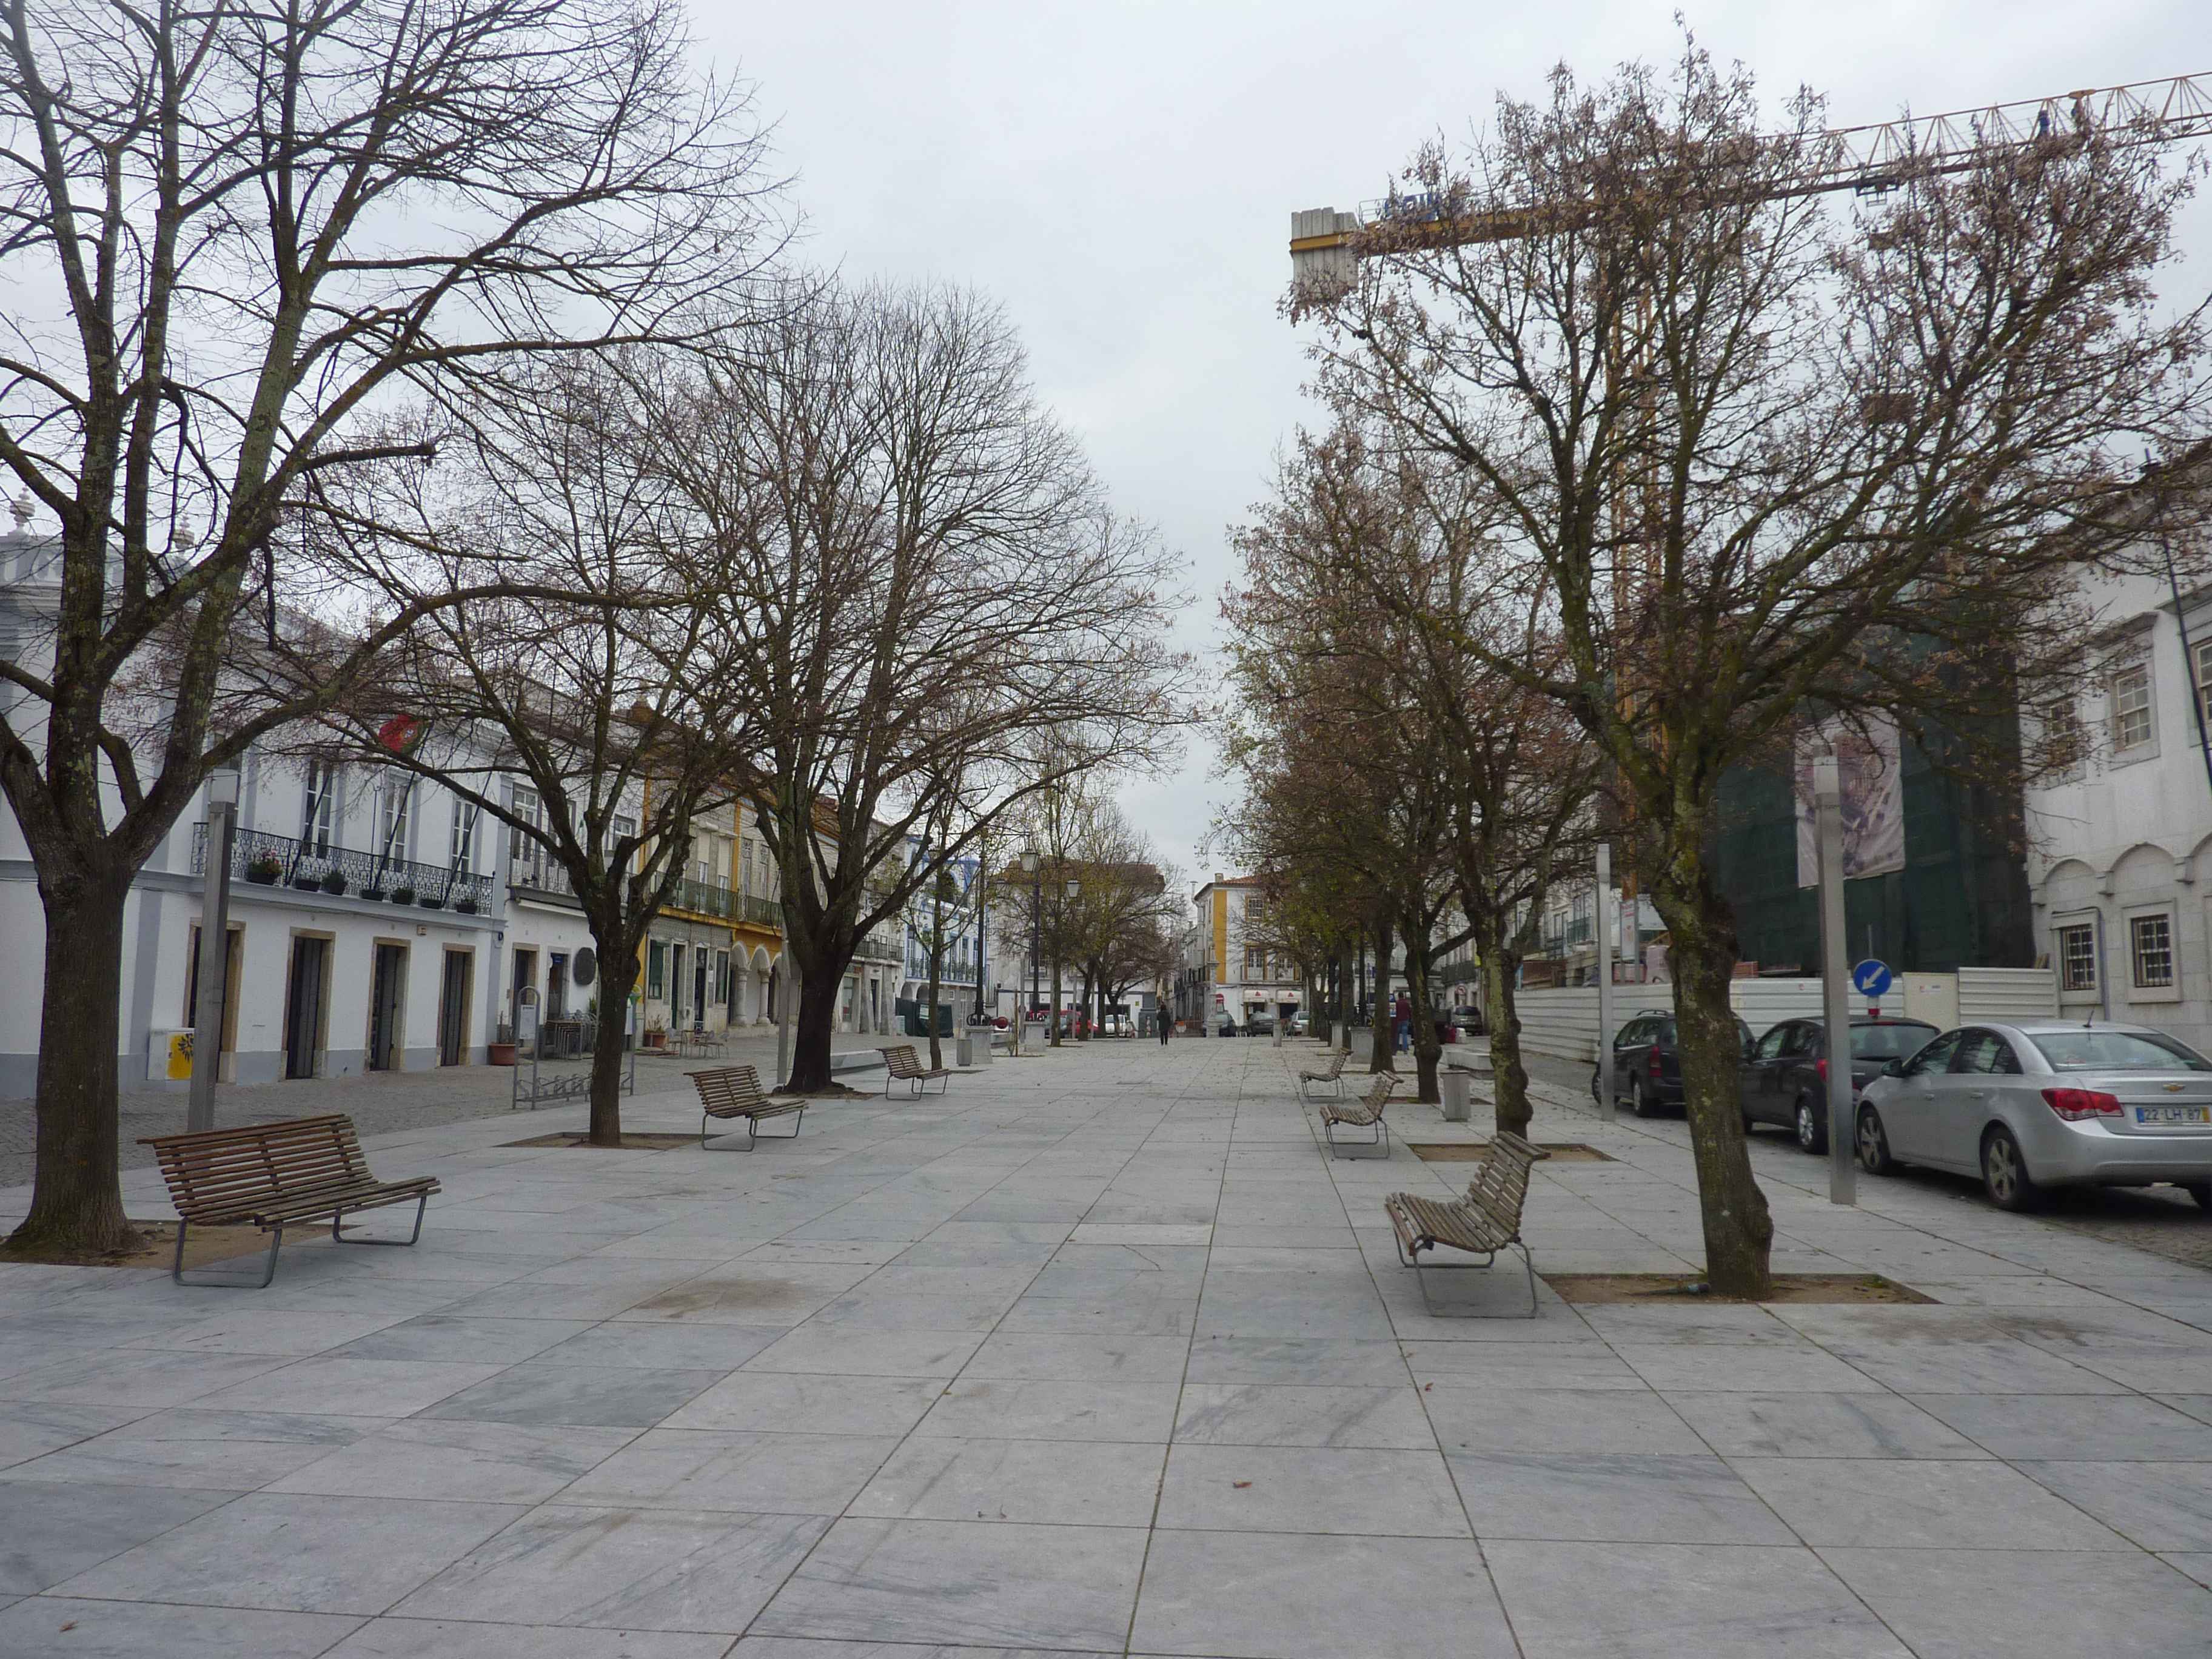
670,878 -> 735,920
739,891 -> 782,928
196,824 -> 496,913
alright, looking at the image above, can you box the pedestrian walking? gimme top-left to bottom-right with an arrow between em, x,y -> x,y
1157,1012 -> 1171,1045
1394,990 -> 1412,1054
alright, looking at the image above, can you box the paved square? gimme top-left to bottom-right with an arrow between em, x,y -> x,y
2,1037 -> 2208,1655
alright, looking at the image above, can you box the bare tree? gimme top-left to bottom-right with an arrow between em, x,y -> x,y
0,0 -> 777,1255
660,279 -> 1191,1090
320,356 -> 761,1144
1304,41 -> 2211,1292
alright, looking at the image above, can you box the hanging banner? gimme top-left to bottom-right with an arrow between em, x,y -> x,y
1795,716 -> 1905,888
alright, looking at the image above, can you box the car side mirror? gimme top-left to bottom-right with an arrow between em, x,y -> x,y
1743,1037 -> 1758,1060
1882,1058 -> 1904,1078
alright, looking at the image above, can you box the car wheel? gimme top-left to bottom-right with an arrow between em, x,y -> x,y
1981,1126 -> 2042,1212
1855,1105 -> 1895,1175
1631,1080 -> 1657,1119
1589,1065 -> 1603,1105
2185,1182 -> 2212,1213
1794,1096 -> 1827,1155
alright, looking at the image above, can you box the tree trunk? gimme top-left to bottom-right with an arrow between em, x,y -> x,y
926,945 -> 943,1070
1405,922 -> 1440,1105
1335,951 -> 1352,1052
1367,919 -> 1395,1073
585,945 -> 639,1147
1652,862 -> 1774,1298
1481,934 -> 1534,1141
788,951 -> 850,1092
4,863 -> 137,1259
1050,956 -> 1062,1047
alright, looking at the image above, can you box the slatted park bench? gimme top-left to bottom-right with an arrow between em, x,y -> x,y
1297,1047 -> 1351,1100
1384,1131 -> 1541,1317
1318,1071 -> 1396,1156
880,1042 -> 950,1097
139,1113 -> 438,1288
688,1064 -> 805,1148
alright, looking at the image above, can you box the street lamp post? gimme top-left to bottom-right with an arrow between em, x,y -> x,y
1054,875 -> 1079,1045
1021,846 -> 1041,1050
188,765 -> 241,1133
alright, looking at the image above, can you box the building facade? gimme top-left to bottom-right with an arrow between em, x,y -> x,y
2026,561 -> 2212,1054
1189,874 -> 1300,1028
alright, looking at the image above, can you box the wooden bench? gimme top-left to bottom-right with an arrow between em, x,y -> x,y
1383,1131 -> 1540,1316
880,1042 -> 950,1097
688,1065 -> 805,1148
1297,1047 -> 1351,1100
1318,1072 -> 1395,1156
138,1114 -> 438,1288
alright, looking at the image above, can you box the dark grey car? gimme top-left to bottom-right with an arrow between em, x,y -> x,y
1740,1016 -> 1940,1153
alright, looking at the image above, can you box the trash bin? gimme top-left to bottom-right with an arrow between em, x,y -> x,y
965,1025 -> 992,1067
1438,1067 -> 1473,1123
955,1033 -> 976,1068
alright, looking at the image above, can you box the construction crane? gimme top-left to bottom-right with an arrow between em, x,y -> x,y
1290,72 -> 2212,294
1285,71 -> 2212,923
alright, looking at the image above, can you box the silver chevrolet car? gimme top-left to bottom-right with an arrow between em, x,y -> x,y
1854,1021 -> 2212,1212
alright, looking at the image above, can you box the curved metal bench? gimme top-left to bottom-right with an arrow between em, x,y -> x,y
1318,1072 -> 1395,1156
688,1064 -> 805,1148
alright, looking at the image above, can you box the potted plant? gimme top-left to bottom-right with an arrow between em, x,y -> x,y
418,891 -> 444,909
642,1018 -> 667,1050
246,853 -> 282,885
321,870 -> 349,896
390,884 -> 416,905
290,866 -> 321,890
488,1020 -> 517,1066
455,894 -> 478,914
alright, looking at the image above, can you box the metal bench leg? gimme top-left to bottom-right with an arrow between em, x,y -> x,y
171,1219 -> 285,1289
332,1192 -> 429,1246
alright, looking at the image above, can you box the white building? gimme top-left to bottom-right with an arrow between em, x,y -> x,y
2026,561 -> 2212,1054
1190,873 -> 1301,1028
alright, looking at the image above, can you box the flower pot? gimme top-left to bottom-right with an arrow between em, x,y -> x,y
391,889 -> 416,905
246,867 -> 280,885
418,896 -> 444,910
321,874 -> 349,896
455,899 -> 478,914
488,1041 -> 517,1066
291,874 -> 321,891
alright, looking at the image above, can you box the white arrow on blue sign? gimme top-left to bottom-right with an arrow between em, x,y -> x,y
1851,959 -> 1894,999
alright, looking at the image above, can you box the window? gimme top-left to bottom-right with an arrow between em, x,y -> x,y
1952,1030 -> 2021,1075
2111,662 -> 2153,752
301,761 -> 336,856
1754,1025 -> 1791,1062
449,797 -> 477,877
2033,1028 -> 2212,1071
510,786 -> 541,883
646,940 -> 667,999
375,773 -> 411,860
2130,912 -> 2174,989
2057,923 -> 2098,993
1902,1030 -> 1962,1076
2195,636 -> 2212,736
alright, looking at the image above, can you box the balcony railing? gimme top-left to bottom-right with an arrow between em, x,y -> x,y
740,891 -> 782,928
509,854 -> 579,905
670,878 -> 734,920
857,928 -> 904,960
196,824 -> 496,914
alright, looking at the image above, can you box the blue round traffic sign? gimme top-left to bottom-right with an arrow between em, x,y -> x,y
1851,959 -> 1893,998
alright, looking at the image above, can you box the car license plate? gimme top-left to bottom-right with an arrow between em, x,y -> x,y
2134,1105 -> 2211,1126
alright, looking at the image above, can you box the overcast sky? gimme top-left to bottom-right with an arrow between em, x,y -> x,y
692,2 -> 2211,896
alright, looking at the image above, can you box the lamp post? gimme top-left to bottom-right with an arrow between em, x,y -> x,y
1054,875 -> 1079,1044
188,764 -> 241,1133
1021,846 -> 1041,1048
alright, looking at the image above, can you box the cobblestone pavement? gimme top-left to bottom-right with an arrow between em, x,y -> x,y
0,1036 -> 2205,1658
1519,1051 -> 2212,1270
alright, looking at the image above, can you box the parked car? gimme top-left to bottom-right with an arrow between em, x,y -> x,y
1287,1013 -> 1309,1036
1592,1008 -> 1757,1117
1854,1021 -> 2212,1212
1740,1016 -> 1940,1153
1210,1010 -> 1237,1036
1244,1013 -> 1275,1036
1450,1005 -> 1485,1036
